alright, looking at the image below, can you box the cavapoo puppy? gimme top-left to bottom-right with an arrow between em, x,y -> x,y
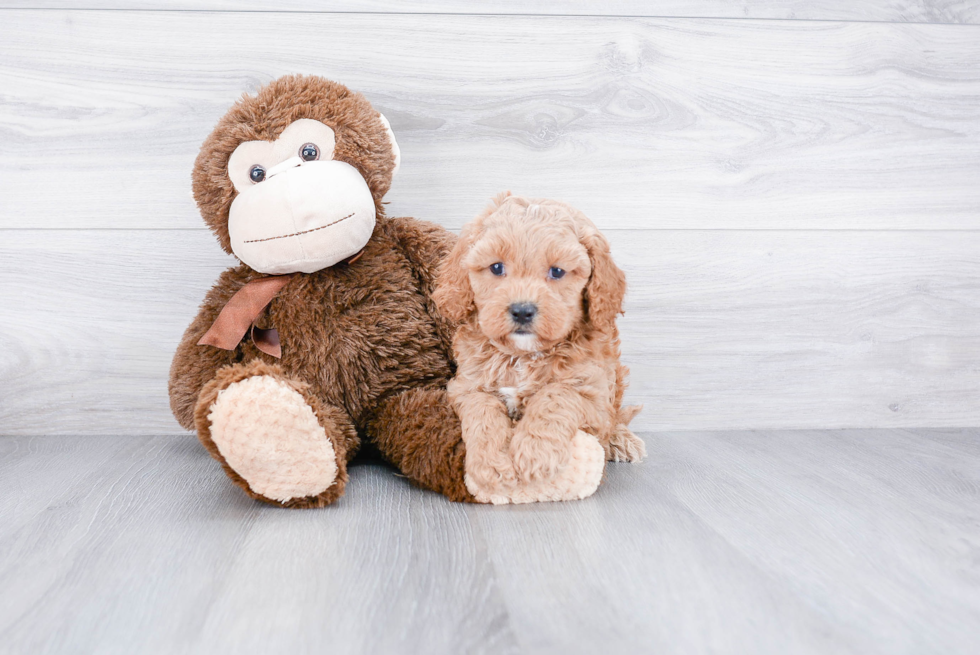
434,193 -> 644,504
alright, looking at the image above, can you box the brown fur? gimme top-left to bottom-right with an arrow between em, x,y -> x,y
170,76 -> 474,506
366,384 -> 474,502
434,194 -> 644,488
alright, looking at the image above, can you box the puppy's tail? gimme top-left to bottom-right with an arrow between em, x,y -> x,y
617,404 -> 642,426
614,363 -> 641,426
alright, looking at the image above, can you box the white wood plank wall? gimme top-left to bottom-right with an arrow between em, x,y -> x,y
1,3 -> 979,435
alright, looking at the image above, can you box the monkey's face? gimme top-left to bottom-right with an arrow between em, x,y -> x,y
225,118 -> 395,274
192,76 -> 402,274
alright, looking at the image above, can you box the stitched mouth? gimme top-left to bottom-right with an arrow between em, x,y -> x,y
244,212 -> 356,244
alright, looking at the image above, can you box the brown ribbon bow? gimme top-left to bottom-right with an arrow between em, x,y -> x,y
198,274 -> 295,359
197,249 -> 365,359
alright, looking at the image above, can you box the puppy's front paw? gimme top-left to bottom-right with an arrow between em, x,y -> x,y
510,428 -> 571,482
467,451 -> 514,488
471,431 -> 606,505
461,422 -> 518,504
508,431 -> 606,504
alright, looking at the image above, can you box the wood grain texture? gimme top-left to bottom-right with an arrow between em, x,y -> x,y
2,11 -> 979,230
2,1 -> 980,24
1,429 -> 978,654
477,428 -> 980,654
2,229 -> 979,436
0,435 -> 519,655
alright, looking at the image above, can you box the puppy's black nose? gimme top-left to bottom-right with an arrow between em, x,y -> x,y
509,302 -> 537,326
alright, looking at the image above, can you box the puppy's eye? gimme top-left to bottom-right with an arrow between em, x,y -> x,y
548,266 -> 566,280
300,143 -> 319,161
249,165 -> 266,183
489,262 -> 505,276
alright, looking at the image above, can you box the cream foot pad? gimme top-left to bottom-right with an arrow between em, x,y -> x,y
207,375 -> 338,502
467,431 -> 605,505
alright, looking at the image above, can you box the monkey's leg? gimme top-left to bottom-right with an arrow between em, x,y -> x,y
195,360 -> 358,508
366,385 -> 475,503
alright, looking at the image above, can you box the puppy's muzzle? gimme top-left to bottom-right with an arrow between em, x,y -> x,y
509,302 -> 537,328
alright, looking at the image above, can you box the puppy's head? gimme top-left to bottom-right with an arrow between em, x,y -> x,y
434,193 -> 626,353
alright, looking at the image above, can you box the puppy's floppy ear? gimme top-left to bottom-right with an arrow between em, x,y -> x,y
434,223 -> 478,324
490,190 -> 512,208
582,230 -> 627,334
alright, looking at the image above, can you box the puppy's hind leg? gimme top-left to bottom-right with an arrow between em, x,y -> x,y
606,404 -> 646,463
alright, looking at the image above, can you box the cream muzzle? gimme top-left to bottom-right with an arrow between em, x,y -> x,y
225,116 -> 398,275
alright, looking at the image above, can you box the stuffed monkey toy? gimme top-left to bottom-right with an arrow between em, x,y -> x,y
169,75 -> 473,507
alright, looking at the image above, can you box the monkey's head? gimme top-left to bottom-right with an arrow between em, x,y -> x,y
192,75 -> 400,274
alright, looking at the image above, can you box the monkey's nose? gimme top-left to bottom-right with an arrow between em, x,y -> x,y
266,156 -> 304,179
509,302 -> 537,326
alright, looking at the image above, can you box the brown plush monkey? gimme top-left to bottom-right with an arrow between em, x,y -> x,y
169,75 -> 472,507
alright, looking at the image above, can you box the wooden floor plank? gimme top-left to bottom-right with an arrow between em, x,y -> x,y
648,428 -> 980,653
1,11 -> 978,230
0,436 -> 518,655
1,430 -> 977,654
471,466 -> 857,655
190,470 -> 518,655
0,436 -> 255,654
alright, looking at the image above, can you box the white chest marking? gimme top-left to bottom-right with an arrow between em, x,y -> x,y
498,386 -> 520,418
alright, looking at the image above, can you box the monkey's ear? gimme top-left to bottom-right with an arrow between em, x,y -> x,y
377,113 -> 401,175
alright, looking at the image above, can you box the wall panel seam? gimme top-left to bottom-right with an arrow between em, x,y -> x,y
2,7 -> 980,28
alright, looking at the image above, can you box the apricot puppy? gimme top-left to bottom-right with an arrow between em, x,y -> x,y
434,193 -> 644,503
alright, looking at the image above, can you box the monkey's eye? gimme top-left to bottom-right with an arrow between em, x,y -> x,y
249,165 -> 266,183
548,266 -> 566,280
300,143 -> 319,161
489,262 -> 505,276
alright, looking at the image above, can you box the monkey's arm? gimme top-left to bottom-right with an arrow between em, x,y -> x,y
168,267 -> 250,430
385,215 -> 459,354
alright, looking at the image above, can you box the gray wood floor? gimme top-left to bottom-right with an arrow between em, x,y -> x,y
2,429 -> 978,655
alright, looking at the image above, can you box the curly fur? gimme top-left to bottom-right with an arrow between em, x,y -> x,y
434,194 -> 645,491
170,76 -> 473,506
